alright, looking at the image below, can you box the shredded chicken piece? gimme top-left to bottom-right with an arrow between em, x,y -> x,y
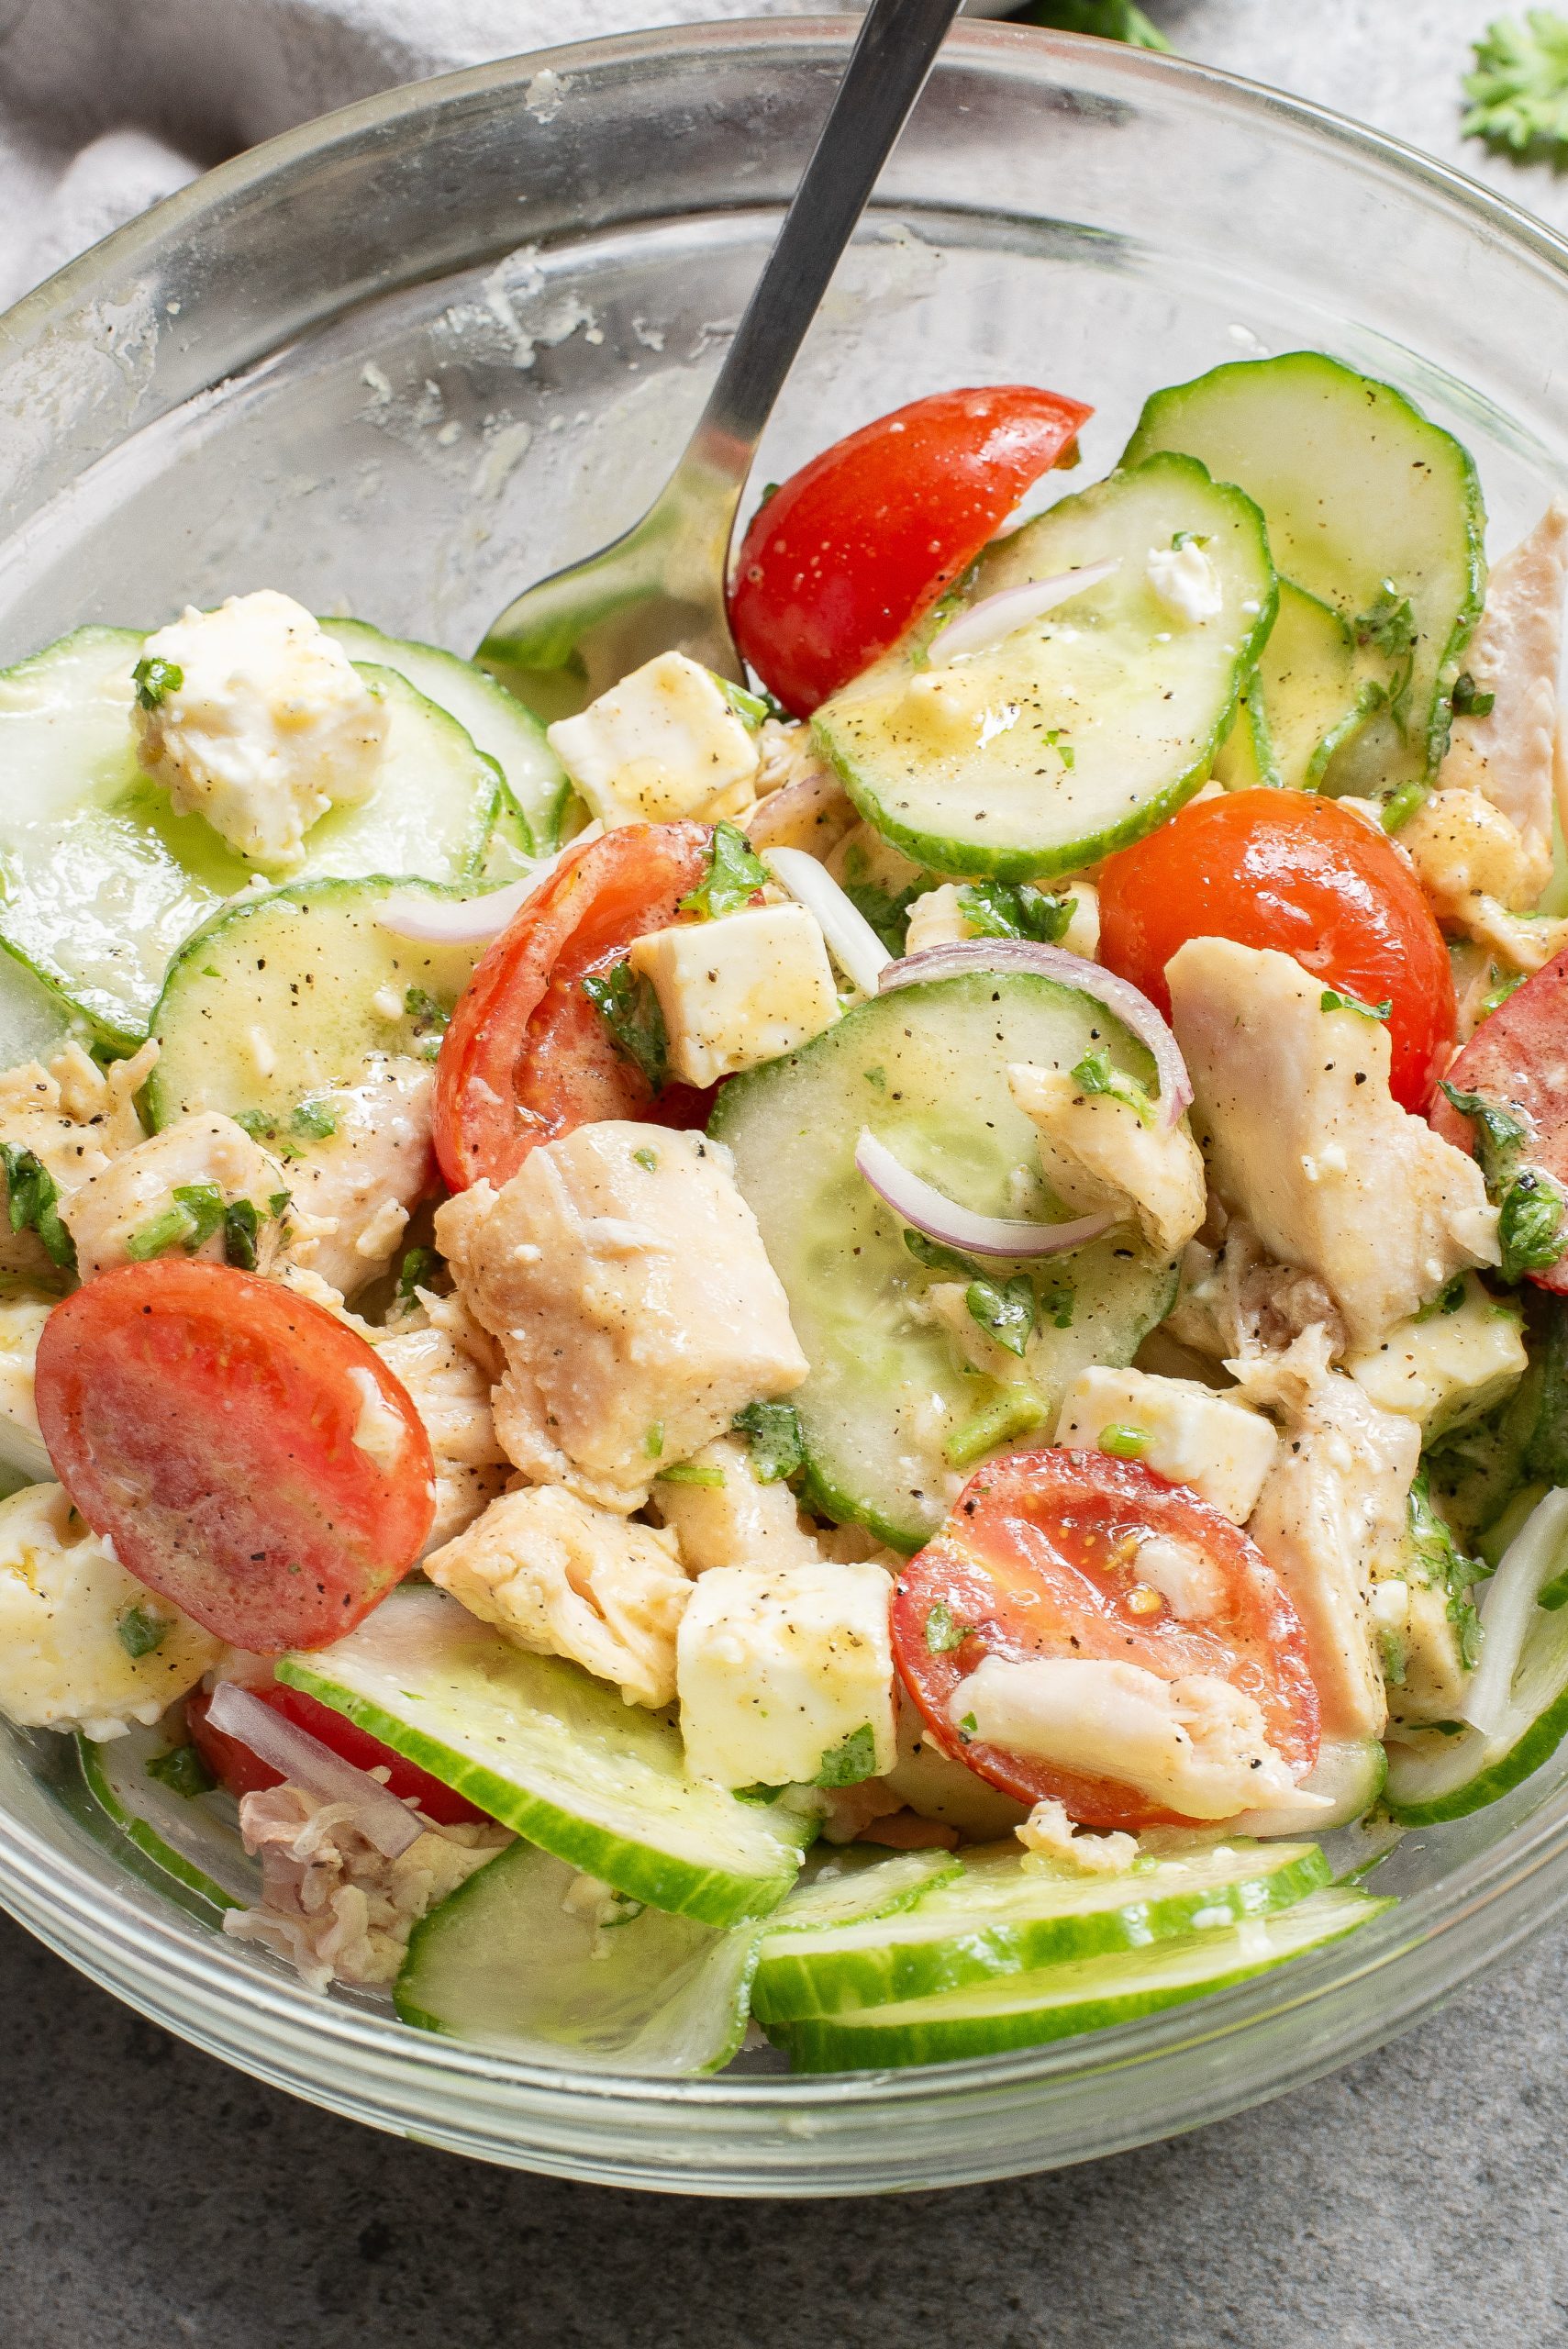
377,1315 -> 510,1551
1007,1061 -> 1206,1258
0,1039 -> 158,1275
224,1782 -> 508,1990
1018,1797 -> 1138,1876
1167,1219 -> 1349,1365
1443,500 -> 1568,886
650,1432 -> 822,1572
61,1111 -> 287,1281
1399,786 -> 1568,971
279,1056 -> 434,1297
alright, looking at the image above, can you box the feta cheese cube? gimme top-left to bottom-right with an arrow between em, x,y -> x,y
1054,1364 -> 1278,1524
628,903 -> 839,1085
676,1559 -> 895,1789
547,651 -> 760,829
1345,1273 -> 1527,1434
132,590 -> 388,870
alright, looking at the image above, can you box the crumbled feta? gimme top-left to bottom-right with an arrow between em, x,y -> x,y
676,1559 -> 895,1791
546,651 -> 760,829
1054,1364 -> 1278,1524
628,902 -> 839,1085
1146,539 -> 1224,624
132,590 -> 388,870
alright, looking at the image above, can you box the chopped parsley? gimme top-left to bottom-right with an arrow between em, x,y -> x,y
958,1711 -> 979,1740
144,1743 -> 216,1798
1353,580 -> 1418,737
956,880 -> 1075,945
1407,1469 -> 1485,1670
1040,1284 -> 1075,1330
840,844 -> 923,958
966,1271 -> 1037,1360
1480,968 -> 1528,1020
1071,1046 -> 1154,1126
1043,729 -> 1076,770
1414,1274 -> 1469,1323
222,1196 -> 261,1270
733,1781 -> 787,1805
1440,1080 -> 1567,1280
655,1459 -> 727,1488
632,1146 -> 660,1173
924,1599 -> 969,1654
677,820 -> 770,919
125,1182 -> 226,1263
904,1228 -> 978,1278
131,654 -> 183,711
396,1245 -> 438,1309
405,987 -> 450,1057
814,1724 -> 879,1788
290,1097 -> 339,1141
644,1421 -> 664,1459
0,1144 -> 76,1270
863,1066 -> 887,1092
583,961 -> 668,1091
720,678 -> 771,729
1537,1567 -> 1568,1612
1462,11 -> 1568,155
1451,669 -> 1496,718
1320,987 -> 1392,1022
1098,1423 -> 1151,1459
732,1398 -> 806,1483
117,1601 -> 169,1659
267,1188 -> 293,1221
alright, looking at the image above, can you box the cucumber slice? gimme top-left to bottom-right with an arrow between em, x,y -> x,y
1251,579 -> 1384,791
709,970 -> 1179,1549
1124,352 -> 1485,787
1228,1735 -> 1389,1836
1212,691 -> 1274,791
751,1837 -> 1330,2023
773,1886 -> 1390,2070
0,941 -> 81,1068
146,876 -> 479,1132
76,1727 -> 252,1912
812,453 -> 1273,881
1385,1486 -> 1568,1823
322,618 -> 571,855
0,629 -> 502,1043
395,1838 -> 760,2072
766,1842 -> 963,1934
277,1585 -> 811,1928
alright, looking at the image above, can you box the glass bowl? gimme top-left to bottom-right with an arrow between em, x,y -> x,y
4,18 -> 1568,2196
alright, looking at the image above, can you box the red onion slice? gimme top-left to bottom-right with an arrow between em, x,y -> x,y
762,846 -> 892,998
927,557 -> 1121,666
855,1129 -> 1113,1261
206,1680 -> 424,1858
882,940 -> 1193,1127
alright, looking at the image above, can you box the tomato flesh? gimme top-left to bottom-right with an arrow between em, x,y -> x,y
1096,789 -> 1456,1114
185,1683 -> 489,1825
35,1261 -> 436,1653
893,1449 -> 1320,1831
1431,942 -> 1568,1292
434,822 -> 715,1193
729,384 -> 1093,717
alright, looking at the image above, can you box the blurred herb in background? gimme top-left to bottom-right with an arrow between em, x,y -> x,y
1464,11 -> 1568,153
1025,1 -> 1171,48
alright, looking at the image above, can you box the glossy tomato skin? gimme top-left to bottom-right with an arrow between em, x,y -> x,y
1431,941 -> 1568,1293
35,1263 -> 436,1653
185,1684 -> 489,1825
893,1448 -> 1319,1832
729,385 -> 1093,717
1096,790 -> 1456,1113
434,821 -> 714,1193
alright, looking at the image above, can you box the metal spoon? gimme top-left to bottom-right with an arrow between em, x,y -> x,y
478,0 -> 964,720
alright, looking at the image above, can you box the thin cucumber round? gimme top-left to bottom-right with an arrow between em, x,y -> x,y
751,1837 -> 1330,2023
278,1586 -> 812,1929
1227,1736 -> 1389,1837
1386,1486 -> 1568,1823
773,1887 -> 1391,2071
812,453 -> 1274,880
764,1842 -> 963,1935
322,618 -> 571,855
1124,352 -> 1485,789
709,970 -> 1179,1550
395,1838 -> 761,2072
1250,579 -> 1384,791
76,1728 -> 251,1912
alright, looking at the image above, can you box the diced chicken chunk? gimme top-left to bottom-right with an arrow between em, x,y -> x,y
0,1040 -> 157,1275
1345,1274 -> 1526,1435
1233,1326 -> 1419,1740
1167,937 -> 1497,1347
0,1482 -> 221,1738
628,903 -> 839,1085
280,1056 -> 434,1297
435,1122 -> 807,1513
376,1307 -> 510,1553
425,1484 -> 693,1709
547,651 -> 760,829
1007,1063 -> 1206,1258
1398,786 -> 1568,973
1055,1364 -> 1278,1523
950,1653 -> 1323,1822
677,1559 -> 895,1790
61,1111 -> 287,1281
1442,500 -> 1568,888
650,1432 -> 822,1572
132,591 -> 387,871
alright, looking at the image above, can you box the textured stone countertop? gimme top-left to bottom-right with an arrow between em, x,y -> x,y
7,6 -> 1568,2345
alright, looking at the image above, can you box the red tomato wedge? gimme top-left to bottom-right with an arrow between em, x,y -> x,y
185,1684 -> 489,1825
434,821 -> 714,1192
728,384 -> 1093,717
1431,942 -> 1568,1292
892,1450 -> 1320,1832
34,1262 -> 436,1653
1096,789 -> 1456,1113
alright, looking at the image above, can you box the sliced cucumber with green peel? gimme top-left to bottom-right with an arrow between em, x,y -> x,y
1228,1736 -> 1389,1836
813,454 -> 1274,880
1251,580 -> 1384,791
764,1842 -> 963,1935
76,1728 -> 253,1913
1124,352 -> 1485,789
1385,1486 -> 1568,1823
752,1837 -> 1330,2024
395,1838 -> 760,2072
0,629 -> 503,1043
322,618 -> 571,854
147,877 -> 480,1132
773,1887 -> 1391,2070
0,939 -> 78,1067
710,971 -> 1179,1549
278,1585 -> 811,1928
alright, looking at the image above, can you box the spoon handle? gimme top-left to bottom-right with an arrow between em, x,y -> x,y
686,0 -> 964,476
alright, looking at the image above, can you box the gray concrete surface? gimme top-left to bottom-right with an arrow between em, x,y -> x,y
9,4 -> 1568,2342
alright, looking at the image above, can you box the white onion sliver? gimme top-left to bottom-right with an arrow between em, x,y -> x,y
855,1128 -> 1112,1262
374,828 -> 603,945
763,846 -> 892,998
206,1680 -> 424,1857
1460,1486 -> 1568,1740
882,939 -> 1193,1126
928,557 -> 1121,666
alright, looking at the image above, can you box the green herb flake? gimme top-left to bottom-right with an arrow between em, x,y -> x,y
644,1421 -> 665,1459
117,1602 -> 170,1659
863,1066 -> 887,1091
732,1398 -> 806,1484
925,1599 -> 969,1654
1451,669 -> 1497,718
958,1711 -> 979,1740
1041,1284 -> 1075,1330
1320,987 -> 1392,1022
395,1245 -> 438,1308
1538,1569 -> 1568,1612
841,857 -> 923,957
1480,968 -> 1528,1019
678,820 -> 771,919
1099,1423 -> 1151,1460
1408,1469 -> 1485,1670
1414,1274 -> 1469,1323
632,1146 -> 660,1173
124,1203 -> 196,1264
966,1272 -> 1038,1360
1463,11 -> 1568,155
222,1197 -> 261,1271
267,1188 -> 294,1221
720,678 -> 772,729
145,1743 -> 216,1798
655,1460 -> 727,1488
957,880 -> 1075,945
583,961 -> 669,1091
405,986 -> 450,1038
733,1782 -> 787,1805
813,1723 -> 879,1788
904,1227 -> 980,1278
1071,1047 -> 1154,1126
1353,580 -> 1418,737
1042,728 -> 1076,770
1499,1168 -> 1567,1281
0,1144 -> 76,1271
131,654 -> 183,712
290,1097 -> 339,1142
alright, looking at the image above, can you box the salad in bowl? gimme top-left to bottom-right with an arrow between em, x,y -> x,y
2,350 -> 1565,2078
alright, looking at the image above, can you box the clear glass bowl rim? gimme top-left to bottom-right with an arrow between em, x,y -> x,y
5,17 -> 1568,2188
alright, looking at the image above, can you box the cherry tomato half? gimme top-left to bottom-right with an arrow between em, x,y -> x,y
35,1262 -> 436,1652
729,384 -> 1093,717
434,822 -> 714,1193
1096,790 -> 1456,1113
893,1449 -> 1320,1832
185,1683 -> 489,1826
1431,941 -> 1568,1293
